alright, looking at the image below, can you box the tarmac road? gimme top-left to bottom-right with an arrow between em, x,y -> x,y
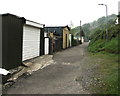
3,42 -> 90,94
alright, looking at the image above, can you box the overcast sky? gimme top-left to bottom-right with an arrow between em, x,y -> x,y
0,0 -> 119,27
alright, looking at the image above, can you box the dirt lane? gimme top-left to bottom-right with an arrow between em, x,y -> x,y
3,42 -> 90,94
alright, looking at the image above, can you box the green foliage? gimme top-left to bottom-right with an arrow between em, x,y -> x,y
107,25 -> 120,40
88,24 -> 119,54
75,14 -> 119,94
88,35 -> 119,54
70,26 -> 79,35
89,28 -> 105,40
88,39 -> 106,53
87,15 -> 119,94
70,14 -> 119,54
97,16 -> 106,26
70,14 -> 117,40
104,36 -> 118,54
89,53 -> 119,94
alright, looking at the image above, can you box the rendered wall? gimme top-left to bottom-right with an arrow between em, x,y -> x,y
63,27 -> 69,49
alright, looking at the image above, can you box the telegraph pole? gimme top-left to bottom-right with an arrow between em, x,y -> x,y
98,4 -> 108,40
80,20 -> 82,43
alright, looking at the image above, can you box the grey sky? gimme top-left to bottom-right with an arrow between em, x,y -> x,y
0,0 -> 119,27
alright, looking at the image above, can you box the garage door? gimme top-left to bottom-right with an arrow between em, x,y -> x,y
22,25 -> 40,61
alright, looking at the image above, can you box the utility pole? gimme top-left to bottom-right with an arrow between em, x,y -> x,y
98,4 -> 108,40
118,1 -> 120,24
80,20 -> 82,44
105,4 -> 108,40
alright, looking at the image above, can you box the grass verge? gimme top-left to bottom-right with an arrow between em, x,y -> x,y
88,35 -> 119,54
88,52 -> 119,94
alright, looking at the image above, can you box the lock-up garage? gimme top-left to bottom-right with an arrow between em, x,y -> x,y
1,13 -> 45,70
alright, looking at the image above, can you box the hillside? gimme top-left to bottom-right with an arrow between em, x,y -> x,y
70,14 -> 119,94
87,15 -> 119,94
77,14 -> 119,94
88,24 -> 119,54
70,14 -> 117,41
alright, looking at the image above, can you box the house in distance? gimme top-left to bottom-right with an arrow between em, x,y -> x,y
45,26 -> 70,52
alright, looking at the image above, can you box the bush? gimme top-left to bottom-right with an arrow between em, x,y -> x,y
88,24 -> 119,54
88,39 -> 106,53
104,36 -> 118,54
88,36 -> 118,54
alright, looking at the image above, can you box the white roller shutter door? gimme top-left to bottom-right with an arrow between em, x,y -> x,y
22,25 -> 40,61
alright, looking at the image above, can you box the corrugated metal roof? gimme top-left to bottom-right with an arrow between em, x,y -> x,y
0,13 -> 45,27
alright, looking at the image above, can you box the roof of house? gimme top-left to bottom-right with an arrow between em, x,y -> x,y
45,25 -> 70,36
45,25 -> 70,30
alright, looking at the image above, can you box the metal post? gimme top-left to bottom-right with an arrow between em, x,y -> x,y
98,4 -> 108,40
105,4 -> 108,40
80,20 -> 82,43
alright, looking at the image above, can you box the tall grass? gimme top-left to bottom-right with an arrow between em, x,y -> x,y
87,24 -> 119,94
104,36 -> 118,54
89,53 -> 119,94
88,35 -> 118,54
